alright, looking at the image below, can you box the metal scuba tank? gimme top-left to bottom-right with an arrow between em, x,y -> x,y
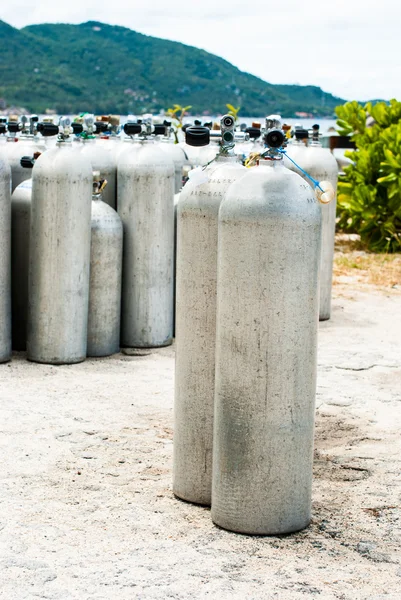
0,152 -> 11,362
10,124 -> 59,351
78,114 -> 117,210
27,117 -> 93,364
173,116 -> 246,506
211,117 -> 323,534
87,173 -> 123,357
117,117 -> 175,348
7,116 -> 46,192
284,124 -> 338,321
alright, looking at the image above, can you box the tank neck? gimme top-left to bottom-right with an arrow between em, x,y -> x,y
215,154 -> 239,164
56,140 -> 73,148
258,158 -> 284,168
292,139 -> 307,147
92,193 -> 102,201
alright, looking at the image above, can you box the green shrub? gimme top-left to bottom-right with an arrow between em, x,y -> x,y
335,99 -> 401,252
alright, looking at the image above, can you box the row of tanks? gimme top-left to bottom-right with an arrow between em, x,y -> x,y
0,112 -> 337,365
173,115 -> 338,535
0,110 -> 339,537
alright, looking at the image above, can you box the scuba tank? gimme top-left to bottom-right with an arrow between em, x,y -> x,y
284,124 -> 338,321
117,117 -> 175,348
211,116 -> 327,534
87,173 -> 123,357
173,116 -> 246,506
27,117 -> 93,364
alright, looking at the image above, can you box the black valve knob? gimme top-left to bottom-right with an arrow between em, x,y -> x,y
154,124 -> 167,136
94,121 -> 109,134
7,122 -> 20,133
123,123 -> 142,135
72,123 -> 84,134
294,129 -> 309,140
181,123 -> 193,133
36,122 -> 60,137
185,126 -> 210,147
0,124 -> 6,134
20,156 -> 35,169
245,126 -> 261,140
265,129 -> 285,148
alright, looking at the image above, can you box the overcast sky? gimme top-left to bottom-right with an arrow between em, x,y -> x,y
2,0 -> 400,101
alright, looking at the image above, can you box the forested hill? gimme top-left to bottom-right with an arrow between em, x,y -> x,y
0,19 -> 344,116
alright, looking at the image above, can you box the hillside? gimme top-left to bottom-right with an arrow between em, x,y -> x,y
0,20 -> 344,116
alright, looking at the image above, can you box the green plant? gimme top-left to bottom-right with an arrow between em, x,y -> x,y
335,99 -> 401,252
165,104 -> 192,143
225,104 -> 241,122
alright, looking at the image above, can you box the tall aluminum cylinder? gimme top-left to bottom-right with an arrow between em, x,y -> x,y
11,178 -> 32,350
174,157 -> 246,506
87,195 -> 123,357
211,160 -> 321,534
27,143 -> 92,364
79,139 -> 117,210
285,143 -> 338,320
0,154 -> 11,362
118,140 -> 175,348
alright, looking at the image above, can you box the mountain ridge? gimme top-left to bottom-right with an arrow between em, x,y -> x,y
0,19 -> 345,116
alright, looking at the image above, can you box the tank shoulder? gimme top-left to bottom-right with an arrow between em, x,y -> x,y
33,145 -> 93,179
220,162 -> 321,222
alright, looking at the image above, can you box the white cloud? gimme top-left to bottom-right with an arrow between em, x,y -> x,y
2,0 -> 400,100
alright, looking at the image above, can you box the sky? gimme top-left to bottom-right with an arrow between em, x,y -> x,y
1,0 -> 400,102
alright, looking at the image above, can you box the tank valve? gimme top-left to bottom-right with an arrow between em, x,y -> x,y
309,123 -> 321,144
20,151 -> 42,169
92,171 -> 107,196
261,115 -> 287,159
220,114 -> 236,153
37,122 -> 60,137
58,116 -> 73,141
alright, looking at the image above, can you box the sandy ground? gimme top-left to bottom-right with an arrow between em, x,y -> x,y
0,284 -> 400,599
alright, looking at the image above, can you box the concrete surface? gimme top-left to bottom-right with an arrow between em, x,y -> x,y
0,288 -> 400,599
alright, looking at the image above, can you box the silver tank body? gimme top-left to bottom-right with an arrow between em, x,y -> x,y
8,137 -> 46,192
11,178 -> 32,350
87,196 -> 123,357
174,156 -> 246,506
117,140 -> 175,348
284,142 -> 338,320
160,141 -> 187,193
0,154 -> 11,362
79,139 -> 117,210
211,160 -> 321,535
27,143 -> 93,364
